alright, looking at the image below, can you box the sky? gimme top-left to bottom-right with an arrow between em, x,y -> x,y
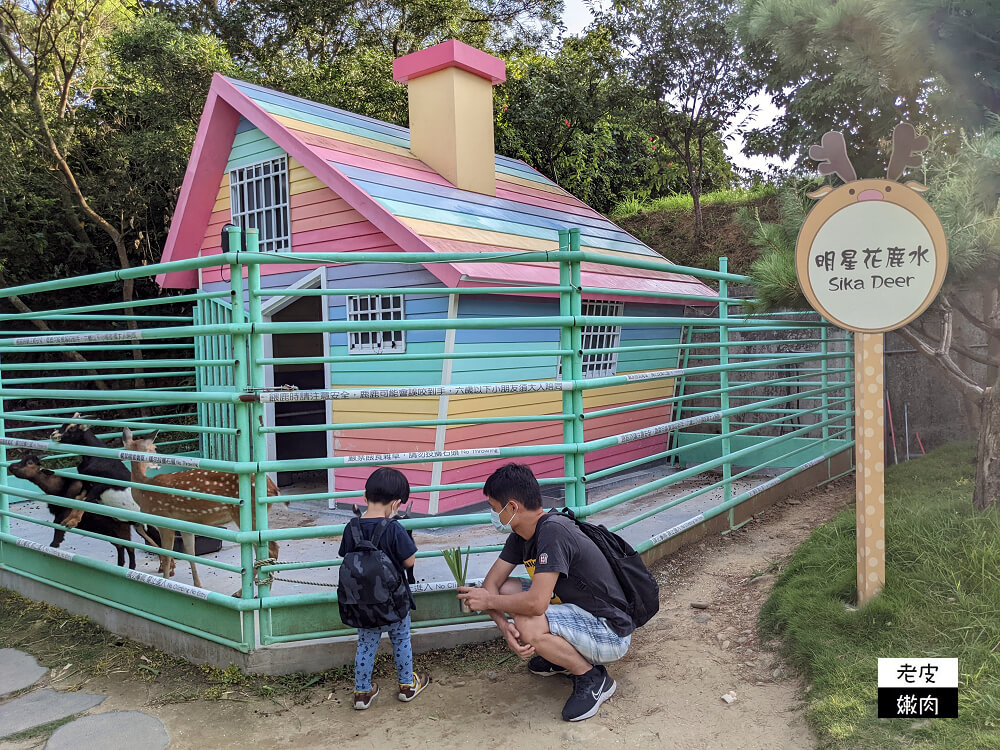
561,0 -> 791,175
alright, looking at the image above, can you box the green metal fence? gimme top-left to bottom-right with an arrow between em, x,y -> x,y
0,227 -> 854,653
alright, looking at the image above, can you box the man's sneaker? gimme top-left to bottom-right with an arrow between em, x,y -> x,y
528,655 -> 571,677
561,665 -> 616,722
398,672 -> 431,702
353,682 -> 379,710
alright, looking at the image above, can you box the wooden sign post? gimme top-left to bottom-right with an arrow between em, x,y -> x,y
795,125 -> 948,605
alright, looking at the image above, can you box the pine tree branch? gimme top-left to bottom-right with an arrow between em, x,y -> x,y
951,290 -> 1000,341
896,324 -> 984,400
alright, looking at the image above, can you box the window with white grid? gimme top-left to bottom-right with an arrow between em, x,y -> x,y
347,295 -> 406,354
558,301 -> 623,379
229,156 -> 290,253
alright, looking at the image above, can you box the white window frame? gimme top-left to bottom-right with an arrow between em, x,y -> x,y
347,294 -> 406,354
558,301 -> 623,379
229,156 -> 291,253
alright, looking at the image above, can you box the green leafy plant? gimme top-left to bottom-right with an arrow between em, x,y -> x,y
442,547 -> 470,588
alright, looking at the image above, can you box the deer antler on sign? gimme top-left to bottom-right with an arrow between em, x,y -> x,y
808,131 -> 858,184
886,123 -> 929,181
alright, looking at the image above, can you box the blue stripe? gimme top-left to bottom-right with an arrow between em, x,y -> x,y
375,196 -> 654,255
250,99 -> 412,149
230,79 -> 412,141
331,162 -> 628,237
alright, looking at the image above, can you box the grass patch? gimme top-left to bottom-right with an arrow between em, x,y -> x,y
0,588 -> 517,705
2,716 -> 77,743
761,441 -> 1000,749
610,185 -> 778,220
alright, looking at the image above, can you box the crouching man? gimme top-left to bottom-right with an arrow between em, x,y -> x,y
457,464 -> 633,722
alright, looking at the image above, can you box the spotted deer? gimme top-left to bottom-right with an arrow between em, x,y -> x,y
121,428 -> 283,591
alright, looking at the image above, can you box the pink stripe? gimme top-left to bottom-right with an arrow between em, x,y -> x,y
290,187 -> 349,210
292,209 -> 366,233
292,196 -> 354,220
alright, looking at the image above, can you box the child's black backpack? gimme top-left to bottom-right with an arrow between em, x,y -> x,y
557,508 -> 660,628
338,517 -> 411,629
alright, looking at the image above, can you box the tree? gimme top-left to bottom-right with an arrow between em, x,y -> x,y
736,0 -> 1000,509
601,0 -> 762,235
734,0 -> 1000,170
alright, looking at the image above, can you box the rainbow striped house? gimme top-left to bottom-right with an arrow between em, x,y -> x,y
157,41 -> 716,514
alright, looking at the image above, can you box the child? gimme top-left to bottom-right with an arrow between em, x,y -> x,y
338,467 -> 430,710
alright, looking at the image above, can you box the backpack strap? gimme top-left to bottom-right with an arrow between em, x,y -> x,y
369,517 -> 391,548
347,516 -> 368,548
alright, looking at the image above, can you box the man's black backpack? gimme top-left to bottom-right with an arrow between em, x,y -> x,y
558,508 -> 660,628
338,517 -> 411,629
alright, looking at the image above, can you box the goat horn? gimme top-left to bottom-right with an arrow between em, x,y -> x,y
808,131 -> 858,184
886,122 -> 929,181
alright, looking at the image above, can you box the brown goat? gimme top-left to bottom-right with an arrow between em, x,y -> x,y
121,428 -> 282,592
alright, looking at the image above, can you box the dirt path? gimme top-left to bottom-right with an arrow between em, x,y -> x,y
1,480 -> 852,750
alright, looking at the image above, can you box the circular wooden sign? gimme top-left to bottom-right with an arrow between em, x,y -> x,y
795,178 -> 948,333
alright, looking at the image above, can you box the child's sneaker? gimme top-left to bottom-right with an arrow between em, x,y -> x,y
398,672 -> 431,702
354,682 -> 379,710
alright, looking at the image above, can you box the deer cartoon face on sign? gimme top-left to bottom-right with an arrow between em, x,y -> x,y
795,124 -> 949,333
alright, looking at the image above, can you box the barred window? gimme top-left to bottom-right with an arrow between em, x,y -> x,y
558,301 -> 623,379
229,156 -> 290,253
347,295 -> 406,354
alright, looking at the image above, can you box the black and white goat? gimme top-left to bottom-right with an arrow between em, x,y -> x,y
10,454 -> 143,568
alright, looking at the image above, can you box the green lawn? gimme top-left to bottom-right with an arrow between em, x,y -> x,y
761,442 -> 1000,749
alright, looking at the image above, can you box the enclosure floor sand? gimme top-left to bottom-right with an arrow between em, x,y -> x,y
0,479 -> 852,750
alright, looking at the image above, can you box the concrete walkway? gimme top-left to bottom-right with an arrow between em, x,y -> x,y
0,649 -> 168,749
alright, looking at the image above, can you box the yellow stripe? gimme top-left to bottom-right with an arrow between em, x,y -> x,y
213,174 -> 231,213
274,113 -> 570,197
402,218 -> 559,252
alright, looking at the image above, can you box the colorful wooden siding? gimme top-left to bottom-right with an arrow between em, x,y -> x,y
160,75 -> 717,302
200,122 -> 400,286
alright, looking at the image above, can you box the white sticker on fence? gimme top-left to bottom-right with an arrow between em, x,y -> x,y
343,448 -> 501,464
118,451 -> 202,468
647,514 -> 705,546
0,438 -> 51,450
615,410 -> 725,445
411,577 -> 486,593
743,455 -> 827,499
16,537 -> 76,561
9,329 -> 145,346
260,381 -> 571,402
126,569 -> 210,599
624,368 -> 684,382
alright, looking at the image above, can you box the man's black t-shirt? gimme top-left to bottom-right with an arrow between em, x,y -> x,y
499,512 -> 634,637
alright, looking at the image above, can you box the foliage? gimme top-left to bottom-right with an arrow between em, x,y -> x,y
760,442 -> 1000,748
442,547 -> 471,587
734,0 -> 1000,171
601,0 -> 762,234
612,185 -> 777,220
496,30 -> 735,213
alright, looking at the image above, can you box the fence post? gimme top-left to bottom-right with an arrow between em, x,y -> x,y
226,225 -> 256,651
0,353 -> 7,541
244,229 -> 272,638
568,228 -> 586,508
820,324 -> 830,443
718,257 -> 734,529
558,230 -> 577,508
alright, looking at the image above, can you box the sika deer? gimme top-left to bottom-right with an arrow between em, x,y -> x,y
10,454 -> 142,568
121,428 -> 282,592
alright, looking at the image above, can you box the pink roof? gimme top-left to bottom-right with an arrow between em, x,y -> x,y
157,74 -> 717,306
393,40 -> 507,85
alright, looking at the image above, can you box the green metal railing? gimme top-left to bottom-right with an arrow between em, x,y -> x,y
0,227 -> 854,653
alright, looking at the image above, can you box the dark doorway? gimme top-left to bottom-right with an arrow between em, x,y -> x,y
270,295 -> 327,487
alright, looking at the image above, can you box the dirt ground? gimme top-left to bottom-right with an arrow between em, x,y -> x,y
1,479 -> 852,750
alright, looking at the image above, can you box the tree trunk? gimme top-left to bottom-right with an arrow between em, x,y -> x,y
973,383 -> 1000,510
691,177 -> 703,237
